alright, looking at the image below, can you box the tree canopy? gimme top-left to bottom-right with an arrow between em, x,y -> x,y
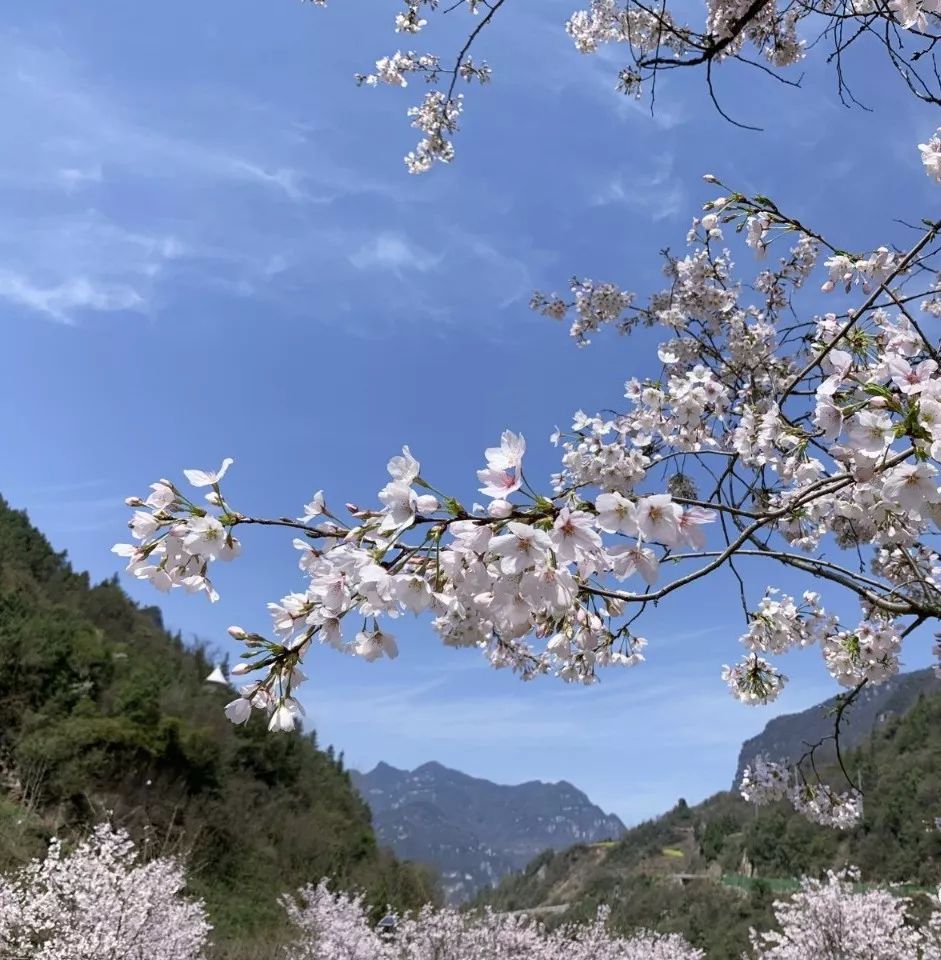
112,0 -> 941,829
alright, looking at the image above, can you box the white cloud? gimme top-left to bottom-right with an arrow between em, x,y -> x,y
0,211 -> 185,323
349,232 -> 443,274
463,235 -> 534,309
0,30 -> 540,335
57,164 -> 103,191
222,159 -> 310,203
0,36 -> 314,203
0,33 -> 363,322
0,271 -> 143,324
591,157 -> 686,221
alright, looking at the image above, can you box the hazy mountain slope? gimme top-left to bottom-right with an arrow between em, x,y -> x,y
352,760 -> 625,901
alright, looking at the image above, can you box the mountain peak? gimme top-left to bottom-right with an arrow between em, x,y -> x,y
413,760 -> 447,775
370,760 -> 404,775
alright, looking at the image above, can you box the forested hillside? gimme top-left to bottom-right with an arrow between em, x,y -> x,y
479,686 -> 941,958
0,496 -> 435,956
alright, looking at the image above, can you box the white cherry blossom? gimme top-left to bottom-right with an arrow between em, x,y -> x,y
183,457 -> 233,488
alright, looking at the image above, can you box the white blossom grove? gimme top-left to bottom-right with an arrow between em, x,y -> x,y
113,1 -> 941,829
5,834 -> 940,959
750,869 -> 941,959
281,877 -> 941,960
281,881 -> 705,960
0,823 -> 211,960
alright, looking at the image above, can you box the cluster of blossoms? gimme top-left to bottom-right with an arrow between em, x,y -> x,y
921,129 -> 941,183
740,755 -> 864,828
565,0 -> 940,104
0,824 -> 210,960
122,435 -> 717,730
706,0 -> 803,67
738,591 -> 832,654
308,0 -> 940,170
722,591 -> 828,705
820,619 -> 902,688
282,882 -> 703,960
284,875 -> 941,960
884,0 -> 941,30
321,0 -> 492,173
113,458 -> 241,603
565,0 -> 686,95
120,140 -> 941,827
352,34 -> 487,173
566,0 -> 807,90
721,655 -> 789,705
723,593 -> 904,706
403,91 -> 465,174
751,869 -> 941,959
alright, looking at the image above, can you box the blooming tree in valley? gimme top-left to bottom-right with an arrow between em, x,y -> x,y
281,878 -> 941,960
0,823 -> 211,960
750,869 -> 941,958
281,883 -> 387,960
115,0 -> 941,829
281,881 -> 704,959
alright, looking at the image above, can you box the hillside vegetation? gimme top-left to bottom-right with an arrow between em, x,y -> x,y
478,685 -> 941,958
0,496 -> 435,957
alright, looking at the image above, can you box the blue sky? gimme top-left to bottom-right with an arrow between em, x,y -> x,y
2,0 -> 940,824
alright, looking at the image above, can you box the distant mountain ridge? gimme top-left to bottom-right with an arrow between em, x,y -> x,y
734,667 -> 941,785
351,760 -> 625,902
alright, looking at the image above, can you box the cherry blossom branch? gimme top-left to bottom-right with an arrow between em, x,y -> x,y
445,0 -> 505,102
780,219 -> 941,405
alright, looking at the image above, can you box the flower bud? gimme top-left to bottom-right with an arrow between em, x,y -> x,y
487,499 -> 513,519
125,496 -> 145,507
701,214 -> 718,230
230,662 -> 253,676
416,494 -> 439,514
227,625 -> 248,640
702,173 -> 719,184
205,491 -> 223,506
